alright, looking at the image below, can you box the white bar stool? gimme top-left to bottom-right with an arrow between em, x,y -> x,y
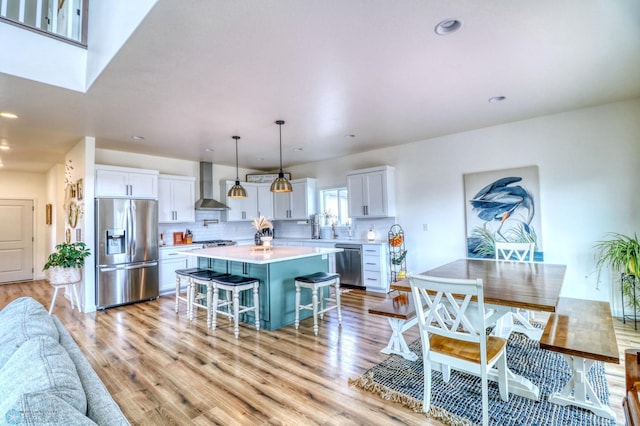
174,268 -> 206,316
188,270 -> 230,322
294,272 -> 341,336
209,275 -> 260,338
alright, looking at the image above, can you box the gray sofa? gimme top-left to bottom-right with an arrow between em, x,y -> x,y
0,297 -> 129,425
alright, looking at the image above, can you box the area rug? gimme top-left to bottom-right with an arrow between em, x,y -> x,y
349,332 -> 615,426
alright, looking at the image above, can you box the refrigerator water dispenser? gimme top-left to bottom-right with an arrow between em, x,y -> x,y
106,229 -> 126,255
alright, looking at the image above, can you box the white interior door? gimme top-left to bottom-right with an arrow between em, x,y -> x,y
0,199 -> 34,283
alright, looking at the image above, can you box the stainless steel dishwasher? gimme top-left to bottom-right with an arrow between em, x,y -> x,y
335,243 -> 363,288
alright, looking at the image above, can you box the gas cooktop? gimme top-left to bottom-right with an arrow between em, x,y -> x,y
193,240 -> 237,247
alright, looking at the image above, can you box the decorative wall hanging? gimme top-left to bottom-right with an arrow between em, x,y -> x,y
45,204 -> 52,225
464,165 -> 543,260
76,178 -> 83,200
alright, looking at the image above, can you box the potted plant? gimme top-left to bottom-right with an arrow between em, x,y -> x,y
43,242 -> 91,284
594,232 -> 640,308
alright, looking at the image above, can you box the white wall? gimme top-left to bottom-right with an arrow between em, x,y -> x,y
286,98 -> 640,314
85,0 -> 158,88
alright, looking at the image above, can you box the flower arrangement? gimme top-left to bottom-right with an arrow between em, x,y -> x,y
252,216 -> 273,234
323,209 -> 335,225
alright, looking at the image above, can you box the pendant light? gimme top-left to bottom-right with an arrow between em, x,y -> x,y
270,120 -> 293,193
228,136 -> 247,198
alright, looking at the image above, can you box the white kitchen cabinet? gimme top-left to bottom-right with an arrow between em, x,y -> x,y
346,166 -> 395,218
361,243 -> 390,293
222,181 -> 273,221
158,175 -> 195,223
273,178 -> 316,220
159,246 -> 190,294
95,164 -> 159,199
223,181 -> 257,221
256,183 -> 274,218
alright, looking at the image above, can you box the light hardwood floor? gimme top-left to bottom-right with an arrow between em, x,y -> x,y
1,280 -> 637,425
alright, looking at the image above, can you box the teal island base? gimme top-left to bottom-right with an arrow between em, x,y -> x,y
198,254 -> 331,331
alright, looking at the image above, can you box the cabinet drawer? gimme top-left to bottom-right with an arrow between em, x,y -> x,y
362,245 -> 381,256
363,270 -> 383,286
363,255 -> 381,272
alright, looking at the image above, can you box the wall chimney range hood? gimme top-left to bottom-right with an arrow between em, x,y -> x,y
195,162 -> 229,210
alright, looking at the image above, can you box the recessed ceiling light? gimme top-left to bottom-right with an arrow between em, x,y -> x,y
131,135 -> 145,141
256,157 -> 265,161
435,19 -> 462,35
488,96 -> 507,103
293,148 -> 303,152
205,148 -> 215,152
0,112 -> 18,119
344,134 -> 356,139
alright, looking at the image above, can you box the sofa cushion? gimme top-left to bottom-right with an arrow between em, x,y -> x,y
0,297 -> 59,369
5,392 -> 97,426
0,335 -> 87,417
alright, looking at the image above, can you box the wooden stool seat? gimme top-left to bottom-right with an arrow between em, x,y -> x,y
209,275 -> 260,338
294,272 -> 341,336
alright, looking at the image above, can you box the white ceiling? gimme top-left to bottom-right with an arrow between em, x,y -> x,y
1,0 -> 639,173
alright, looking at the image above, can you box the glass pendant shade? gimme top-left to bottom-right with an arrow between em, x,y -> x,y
228,136 -> 247,198
270,120 -> 292,193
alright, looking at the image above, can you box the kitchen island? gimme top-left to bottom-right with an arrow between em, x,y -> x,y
180,245 -> 343,331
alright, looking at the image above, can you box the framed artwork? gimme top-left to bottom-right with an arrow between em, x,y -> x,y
463,165 -> 543,260
76,179 -> 83,200
246,173 -> 291,183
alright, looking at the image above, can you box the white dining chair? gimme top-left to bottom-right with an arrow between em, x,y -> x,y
494,241 -> 541,339
495,242 -> 534,263
408,273 -> 509,426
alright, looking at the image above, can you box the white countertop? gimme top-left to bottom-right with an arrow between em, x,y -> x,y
274,238 -> 388,245
179,245 -> 343,265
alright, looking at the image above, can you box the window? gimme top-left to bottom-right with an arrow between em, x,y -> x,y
320,187 -> 349,225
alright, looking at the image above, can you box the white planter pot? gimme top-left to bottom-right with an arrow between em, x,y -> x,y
47,266 -> 81,285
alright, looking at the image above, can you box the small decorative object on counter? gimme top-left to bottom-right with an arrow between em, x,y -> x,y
388,224 -> 407,283
173,232 -> 184,245
159,233 -> 164,246
367,227 -> 375,242
185,229 -> 193,244
252,216 -> 274,247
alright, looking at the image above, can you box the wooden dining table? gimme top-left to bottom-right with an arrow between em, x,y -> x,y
394,257 -> 567,401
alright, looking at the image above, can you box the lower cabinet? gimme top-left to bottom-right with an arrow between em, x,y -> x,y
159,246 -> 198,295
362,244 -> 389,293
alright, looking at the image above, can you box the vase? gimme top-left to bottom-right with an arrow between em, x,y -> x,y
254,231 -> 262,246
48,266 -> 81,285
260,236 -> 273,247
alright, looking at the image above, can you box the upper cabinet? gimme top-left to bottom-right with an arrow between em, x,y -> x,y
158,175 -> 195,223
221,182 -> 273,222
95,165 -> 159,199
256,183 -> 274,219
223,181 -> 257,221
346,166 -> 395,218
273,178 -> 317,220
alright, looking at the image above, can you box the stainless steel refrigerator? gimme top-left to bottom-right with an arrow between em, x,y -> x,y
95,198 -> 159,309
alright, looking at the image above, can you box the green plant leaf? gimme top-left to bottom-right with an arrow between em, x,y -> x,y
43,242 -> 91,270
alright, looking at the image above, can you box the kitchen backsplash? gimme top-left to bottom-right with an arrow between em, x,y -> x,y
159,210 -> 397,244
